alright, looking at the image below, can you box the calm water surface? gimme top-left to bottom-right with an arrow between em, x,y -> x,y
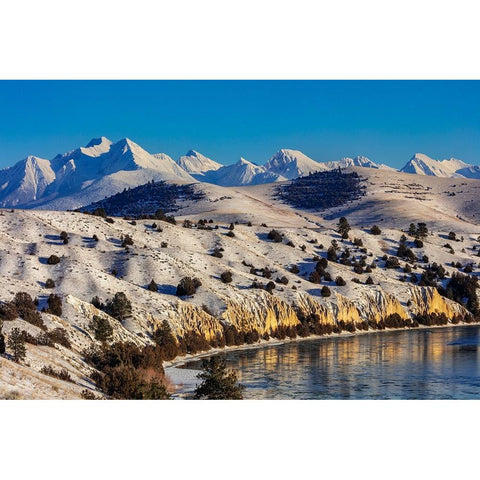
182,326 -> 480,399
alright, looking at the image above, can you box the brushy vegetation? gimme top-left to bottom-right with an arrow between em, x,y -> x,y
275,169 -> 365,210
176,277 -> 202,296
193,356 -> 244,400
83,181 -> 204,218
83,341 -> 171,399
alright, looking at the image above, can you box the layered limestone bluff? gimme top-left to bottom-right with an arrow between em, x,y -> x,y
356,289 -> 409,324
409,286 -> 469,318
62,285 -> 473,350
294,292 -> 336,325
333,294 -> 363,324
222,290 -> 300,336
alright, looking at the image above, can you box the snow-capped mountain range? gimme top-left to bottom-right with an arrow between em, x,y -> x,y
400,153 -> 470,177
0,137 -> 479,210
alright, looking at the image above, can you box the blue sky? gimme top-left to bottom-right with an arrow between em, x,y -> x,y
0,80 -> 479,169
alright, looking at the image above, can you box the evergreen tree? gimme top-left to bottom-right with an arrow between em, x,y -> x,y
106,292 -> 132,321
153,320 -> 178,360
148,279 -> 158,292
47,294 -> 62,316
321,286 -> 331,297
337,217 -> 351,239
327,246 -> 338,262
90,315 -> 113,343
0,320 -> 5,355
8,328 -> 26,363
408,223 -> 417,236
220,271 -> 233,284
194,356 -> 244,399
416,222 -> 428,238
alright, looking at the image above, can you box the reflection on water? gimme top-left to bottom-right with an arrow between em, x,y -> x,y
183,326 -> 480,399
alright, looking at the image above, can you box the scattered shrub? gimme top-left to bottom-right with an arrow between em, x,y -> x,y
385,257 -> 400,269
47,255 -> 60,265
60,231 -> 69,244
327,246 -> 337,262
148,279 -> 158,292
0,302 -> 18,321
370,225 -> 381,235
337,217 -> 351,239
45,278 -> 55,288
40,365 -> 73,383
46,294 -> 62,316
414,238 -> 424,248
121,234 -> 134,247
220,271 -> 233,284
81,389 -> 100,400
47,327 -> 71,348
176,277 -> 202,296
265,281 -> 276,294
12,292 -> 45,329
335,276 -> 346,286
321,286 -> 331,297
309,270 -> 322,284
267,229 -> 283,242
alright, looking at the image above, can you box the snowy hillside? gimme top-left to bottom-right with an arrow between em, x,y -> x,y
1,171 -> 480,399
2,167 -> 480,398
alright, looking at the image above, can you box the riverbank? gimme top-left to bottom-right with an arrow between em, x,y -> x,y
164,320 -> 480,396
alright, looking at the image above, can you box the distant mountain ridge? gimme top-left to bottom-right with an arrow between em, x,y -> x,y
0,136 -> 478,209
400,153 -> 472,178
0,137 -> 196,210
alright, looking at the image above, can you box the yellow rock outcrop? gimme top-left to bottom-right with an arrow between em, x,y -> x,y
409,286 -> 468,318
222,290 -> 300,335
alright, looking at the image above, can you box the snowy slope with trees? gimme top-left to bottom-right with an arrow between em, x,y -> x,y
1,167 -> 480,398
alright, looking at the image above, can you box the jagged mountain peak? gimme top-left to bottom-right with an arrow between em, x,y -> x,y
177,150 -> 222,176
237,157 -> 255,166
85,136 -> 112,148
265,149 -> 325,179
401,153 -> 471,177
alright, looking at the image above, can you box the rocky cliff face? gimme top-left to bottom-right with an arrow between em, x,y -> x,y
409,286 -> 469,318
222,290 -> 300,336
168,286 -> 471,346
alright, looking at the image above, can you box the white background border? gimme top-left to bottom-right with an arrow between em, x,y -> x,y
1,1 -> 479,479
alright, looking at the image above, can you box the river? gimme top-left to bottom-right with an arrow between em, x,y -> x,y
179,325 -> 480,399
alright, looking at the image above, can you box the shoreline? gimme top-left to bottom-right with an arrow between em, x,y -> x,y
164,321 -> 480,391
